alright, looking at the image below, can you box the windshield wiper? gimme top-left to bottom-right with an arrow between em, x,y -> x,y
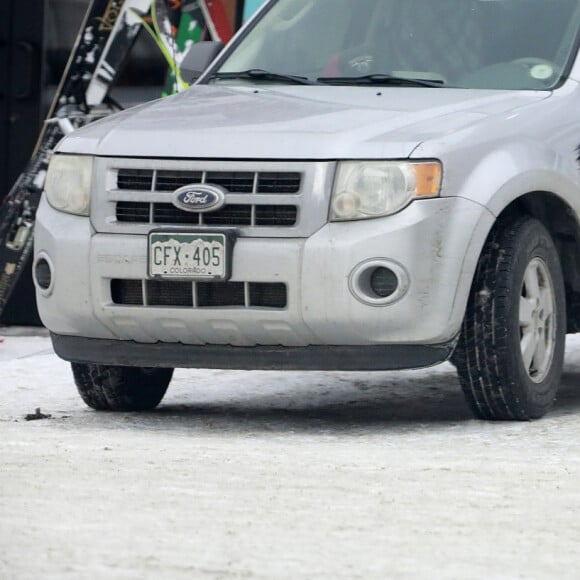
211,69 -> 321,85
318,74 -> 446,88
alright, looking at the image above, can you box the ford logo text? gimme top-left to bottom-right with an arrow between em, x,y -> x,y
172,184 -> 227,213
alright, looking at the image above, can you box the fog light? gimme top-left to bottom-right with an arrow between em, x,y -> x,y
349,259 -> 409,306
370,267 -> 398,298
34,255 -> 54,294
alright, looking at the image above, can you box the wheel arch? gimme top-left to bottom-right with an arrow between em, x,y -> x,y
455,189 -> 580,335
494,191 -> 580,333
452,206 -> 567,420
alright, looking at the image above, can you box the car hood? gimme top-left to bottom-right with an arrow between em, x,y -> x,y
57,84 -> 549,160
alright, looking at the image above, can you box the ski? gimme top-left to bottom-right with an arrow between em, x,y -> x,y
163,0 -> 213,93
0,0 -> 150,319
136,1 -> 211,95
200,0 -> 235,44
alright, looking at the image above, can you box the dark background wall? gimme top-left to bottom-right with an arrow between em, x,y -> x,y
0,0 -> 45,325
0,0 -> 45,203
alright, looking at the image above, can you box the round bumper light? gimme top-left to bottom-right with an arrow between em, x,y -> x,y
349,259 -> 409,306
34,254 -> 54,295
370,267 -> 398,298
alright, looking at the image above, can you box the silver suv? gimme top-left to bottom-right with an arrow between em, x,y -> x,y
35,0 -> 580,420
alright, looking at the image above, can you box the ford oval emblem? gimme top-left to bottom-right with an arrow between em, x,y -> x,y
172,184 -> 227,213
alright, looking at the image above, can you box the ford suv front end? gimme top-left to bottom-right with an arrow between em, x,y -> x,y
35,0 -> 580,420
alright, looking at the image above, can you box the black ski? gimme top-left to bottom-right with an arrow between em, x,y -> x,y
0,0 -> 150,319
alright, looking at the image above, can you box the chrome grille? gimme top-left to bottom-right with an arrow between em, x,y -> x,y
111,279 -> 287,309
199,205 -> 252,226
153,203 -> 251,226
116,203 -> 298,227
95,158 -> 335,238
115,169 -> 301,194
117,202 -> 150,223
113,168 -> 301,228
156,171 -> 203,192
204,172 -> 255,193
117,169 -> 153,190
255,205 -> 297,226
257,173 -> 302,194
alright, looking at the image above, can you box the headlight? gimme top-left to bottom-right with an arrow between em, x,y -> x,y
330,160 -> 442,221
44,154 -> 93,216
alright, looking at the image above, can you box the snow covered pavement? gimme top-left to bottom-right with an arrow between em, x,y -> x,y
2,331 -> 580,579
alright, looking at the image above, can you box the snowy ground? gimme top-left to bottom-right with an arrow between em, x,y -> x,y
1,330 -> 580,580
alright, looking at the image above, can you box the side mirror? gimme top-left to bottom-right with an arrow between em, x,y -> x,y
180,41 -> 225,84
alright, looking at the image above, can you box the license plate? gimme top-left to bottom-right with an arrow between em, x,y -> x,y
148,232 -> 229,280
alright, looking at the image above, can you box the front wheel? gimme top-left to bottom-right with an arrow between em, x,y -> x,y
453,216 -> 566,420
72,363 -> 174,411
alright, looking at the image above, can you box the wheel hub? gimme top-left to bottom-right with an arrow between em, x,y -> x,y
519,257 -> 556,383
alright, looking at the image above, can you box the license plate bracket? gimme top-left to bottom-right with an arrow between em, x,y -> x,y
148,229 -> 236,281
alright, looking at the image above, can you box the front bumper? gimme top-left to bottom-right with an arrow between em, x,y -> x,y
35,194 -> 493,360
51,333 -> 457,370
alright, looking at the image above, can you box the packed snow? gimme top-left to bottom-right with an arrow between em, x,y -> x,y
1,329 -> 580,579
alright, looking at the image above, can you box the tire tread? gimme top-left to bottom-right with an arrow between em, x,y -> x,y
454,215 -> 565,420
71,363 -> 173,411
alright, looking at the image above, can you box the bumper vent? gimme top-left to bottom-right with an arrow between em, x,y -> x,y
111,279 -> 287,309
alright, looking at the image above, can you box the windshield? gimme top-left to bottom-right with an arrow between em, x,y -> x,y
215,0 -> 580,90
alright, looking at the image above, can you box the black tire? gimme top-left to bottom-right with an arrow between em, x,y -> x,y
71,363 -> 173,411
453,215 -> 566,420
